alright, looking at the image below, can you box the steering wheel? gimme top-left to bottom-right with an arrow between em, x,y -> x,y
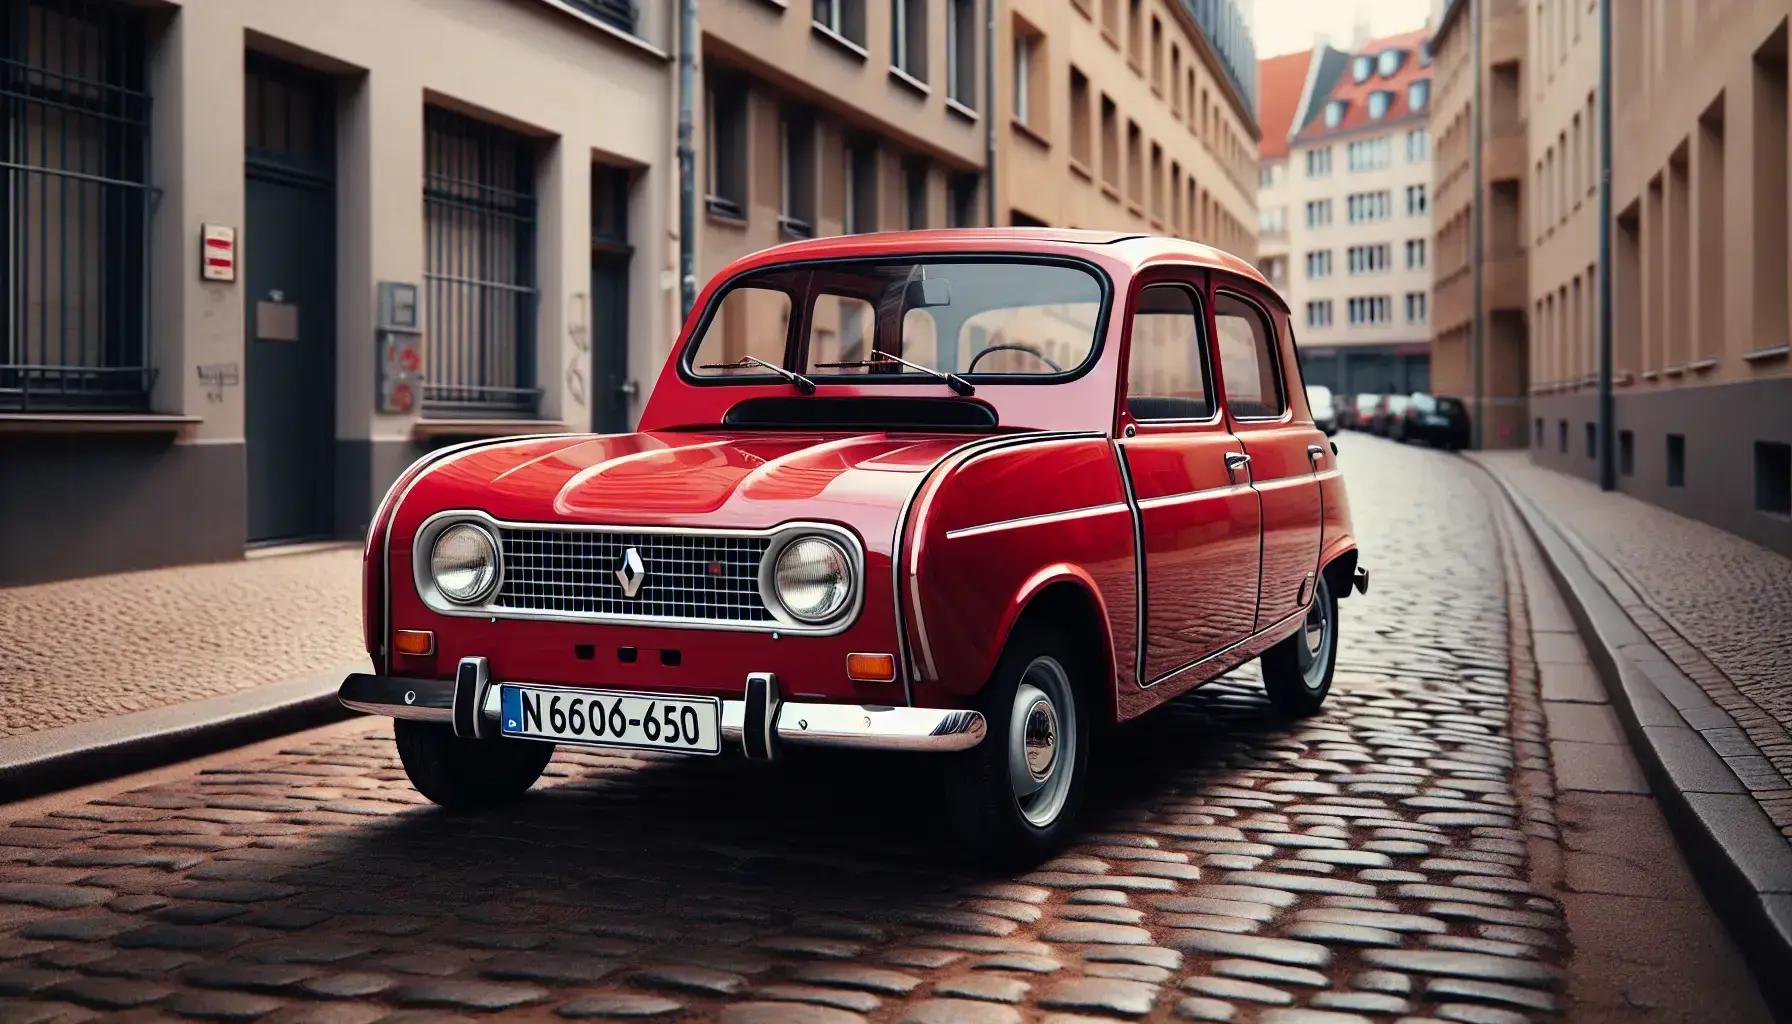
968,343 -> 1063,373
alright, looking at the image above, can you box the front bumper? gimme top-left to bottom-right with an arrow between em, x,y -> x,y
339,659 -> 986,758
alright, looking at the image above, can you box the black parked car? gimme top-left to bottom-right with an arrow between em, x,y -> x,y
1400,393 -> 1471,450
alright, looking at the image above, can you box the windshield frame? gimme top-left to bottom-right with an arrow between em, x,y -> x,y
676,252 -> 1115,390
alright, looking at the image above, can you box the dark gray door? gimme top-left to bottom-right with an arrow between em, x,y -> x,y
591,166 -> 632,434
244,58 -> 335,543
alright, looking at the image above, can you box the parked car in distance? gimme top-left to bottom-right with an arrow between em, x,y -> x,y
1346,393 -> 1382,431
338,229 -> 1366,865
1402,393 -> 1471,450
1306,385 -> 1338,435
1372,394 -> 1412,438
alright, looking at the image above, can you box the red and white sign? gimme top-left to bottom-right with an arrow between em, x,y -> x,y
200,224 -> 236,282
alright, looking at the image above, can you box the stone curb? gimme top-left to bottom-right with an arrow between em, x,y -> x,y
0,665 -> 359,803
1472,459 -> 1792,1013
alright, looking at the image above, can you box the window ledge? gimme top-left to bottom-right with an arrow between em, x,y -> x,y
0,413 -> 199,437
1010,118 -> 1050,148
412,419 -> 570,441
811,23 -> 869,61
1662,365 -> 1685,377
1687,358 -> 1719,372
533,0 -> 670,61
945,97 -> 980,123
706,197 -> 749,227
1068,157 -> 1094,181
1100,181 -> 1122,202
1743,344 -> 1789,363
1640,370 -> 1658,380
889,65 -> 931,97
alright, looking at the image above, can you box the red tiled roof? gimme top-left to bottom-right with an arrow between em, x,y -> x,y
1257,49 -> 1315,160
1292,27 -> 1432,145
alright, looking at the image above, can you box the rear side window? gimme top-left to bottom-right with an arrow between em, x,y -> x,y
1125,284 -> 1212,421
1214,293 -> 1286,419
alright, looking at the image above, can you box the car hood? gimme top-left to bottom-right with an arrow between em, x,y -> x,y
400,430 -> 988,535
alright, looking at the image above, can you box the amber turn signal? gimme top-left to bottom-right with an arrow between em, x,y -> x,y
846,652 -> 897,683
393,630 -> 435,656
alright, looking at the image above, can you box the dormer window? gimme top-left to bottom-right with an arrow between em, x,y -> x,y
1408,80 -> 1431,113
1367,90 -> 1393,120
1351,55 -> 1372,83
1419,42 -> 1433,67
1377,49 -> 1404,77
1325,98 -> 1348,128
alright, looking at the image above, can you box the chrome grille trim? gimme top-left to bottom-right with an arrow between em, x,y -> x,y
409,511 -> 864,635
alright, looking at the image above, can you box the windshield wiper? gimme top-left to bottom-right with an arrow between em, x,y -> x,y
698,355 -> 816,394
868,349 -> 976,396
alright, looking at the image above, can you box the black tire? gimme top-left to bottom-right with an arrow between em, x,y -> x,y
1261,573 -> 1339,717
944,624 -> 1091,868
394,719 -> 554,809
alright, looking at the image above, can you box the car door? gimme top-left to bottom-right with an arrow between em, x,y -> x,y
1115,276 -> 1263,686
1213,288 -> 1324,629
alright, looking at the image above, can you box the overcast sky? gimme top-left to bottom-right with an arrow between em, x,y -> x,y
1251,0 -> 1437,59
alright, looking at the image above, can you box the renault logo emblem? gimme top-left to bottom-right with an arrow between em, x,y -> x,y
615,547 -> 647,598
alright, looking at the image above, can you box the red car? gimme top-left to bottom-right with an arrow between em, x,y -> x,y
341,229 -> 1366,862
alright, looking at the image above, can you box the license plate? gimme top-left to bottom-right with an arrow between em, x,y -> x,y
498,684 -> 721,755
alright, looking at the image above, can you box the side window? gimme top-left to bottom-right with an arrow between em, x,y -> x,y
692,286 -> 792,375
1214,292 -> 1286,419
1125,284 -> 1212,421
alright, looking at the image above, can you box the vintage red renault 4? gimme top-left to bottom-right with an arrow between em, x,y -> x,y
341,229 -> 1366,861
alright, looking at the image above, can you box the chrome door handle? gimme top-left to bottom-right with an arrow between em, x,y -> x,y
1224,452 -> 1252,472
1307,444 -> 1325,462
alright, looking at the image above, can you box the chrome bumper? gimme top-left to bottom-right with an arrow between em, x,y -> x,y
338,662 -> 985,757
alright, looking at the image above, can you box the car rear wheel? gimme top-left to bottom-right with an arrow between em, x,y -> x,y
394,719 -> 555,809
1261,573 -> 1338,717
944,626 -> 1090,867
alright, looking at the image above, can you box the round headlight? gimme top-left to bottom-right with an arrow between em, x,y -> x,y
773,535 -> 853,623
431,523 -> 499,604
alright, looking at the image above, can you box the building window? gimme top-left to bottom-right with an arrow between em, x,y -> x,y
563,0 -> 637,33
1013,19 -> 1046,130
423,107 -> 539,415
1346,191 -> 1390,223
1346,296 -> 1391,326
1351,55 -> 1372,83
1406,184 -> 1428,215
1619,429 -> 1635,475
844,141 -> 879,233
813,0 -> 866,46
1347,138 -> 1390,171
1305,250 -> 1332,278
1408,79 -> 1431,113
905,159 -> 928,229
948,173 -> 980,227
1666,433 -> 1686,486
2,0 -> 152,411
1367,90 -> 1393,120
1558,419 -> 1569,454
1405,291 -> 1428,323
1069,67 -> 1093,167
1757,441 -> 1791,516
1306,300 -> 1333,327
1406,128 -> 1429,161
947,0 -> 977,108
1304,199 -> 1332,228
893,0 -> 927,80
1406,239 -> 1427,268
705,78 -> 748,218
1126,121 -> 1143,205
1259,206 -> 1285,234
1347,244 -> 1390,274
1306,147 -> 1332,177
1534,417 -> 1544,448
1100,94 -> 1119,189
1324,98 -> 1347,128
1585,422 -> 1597,459
779,110 -> 815,237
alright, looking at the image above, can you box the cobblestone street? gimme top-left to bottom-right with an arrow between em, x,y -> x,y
0,439 -> 1762,1022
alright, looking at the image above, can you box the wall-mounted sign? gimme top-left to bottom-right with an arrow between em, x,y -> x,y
200,224 -> 236,282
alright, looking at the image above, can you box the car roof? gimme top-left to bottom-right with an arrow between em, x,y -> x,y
735,227 -> 1275,295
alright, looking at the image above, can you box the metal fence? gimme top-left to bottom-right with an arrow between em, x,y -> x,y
423,106 -> 539,416
1,0 -> 152,411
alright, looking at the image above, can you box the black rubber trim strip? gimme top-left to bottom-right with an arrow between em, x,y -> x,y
340,673 -> 453,713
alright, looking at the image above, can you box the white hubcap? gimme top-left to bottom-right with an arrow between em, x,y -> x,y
1008,657 -> 1076,828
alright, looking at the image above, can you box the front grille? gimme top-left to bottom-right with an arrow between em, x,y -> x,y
494,527 -> 773,623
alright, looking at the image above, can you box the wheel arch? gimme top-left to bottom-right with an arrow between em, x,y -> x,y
1321,544 -> 1359,601
992,566 -> 1120,725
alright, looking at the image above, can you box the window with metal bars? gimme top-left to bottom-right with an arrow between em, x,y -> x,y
423,106 -> 539,416
560,0 -> 637,34
2,0 -> 152,411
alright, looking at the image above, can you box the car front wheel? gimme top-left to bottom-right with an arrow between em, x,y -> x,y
1261,573 -> 1339,717
394,719 -> 555,809
945,627 -> 1090,867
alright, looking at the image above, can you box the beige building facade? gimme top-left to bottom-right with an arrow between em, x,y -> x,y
994,0 -> 1258,255
0,0 -> 678,583
1526,0 -> 1791,555
1429,0 -> 1530,449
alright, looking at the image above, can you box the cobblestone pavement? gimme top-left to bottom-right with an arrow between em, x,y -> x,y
1475,452 -> 1792,838
0,548 -> 363,738
0,441 -> 1574,1022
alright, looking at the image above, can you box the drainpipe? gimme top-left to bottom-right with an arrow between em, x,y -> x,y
1469,0 -> 1484,450
1596,0 -> 1615,489
678,0 -> 699,318
984,0 -> 998,226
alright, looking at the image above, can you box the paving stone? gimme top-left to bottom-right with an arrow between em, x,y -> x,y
1170,931 -> 1333,968
46,975 -> 172,1009
0,883 -> 112,909
786,963 -> 921,995
715,1003 -> 864,1024
1311,990 -> 1413,1014
167,988 -> 285,1020
935,973 -> 1030,1003
185,963 -> 317,994
479,952 -> 616,985
298,973 -> 393,999
553,992 -> 684,1019
1172,996 -> 1238,1021
387,979 -> 547,1010
1424,975 -> 1559,1012
898,997 -> 1020,1024
1210,958 -> 1328,987
1360,949 -> 1556,986
1038,921 -> 1152,944
1181,974 -> 1294,1005
1038,977 -> 1160,1017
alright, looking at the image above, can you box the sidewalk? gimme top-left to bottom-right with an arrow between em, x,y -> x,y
0,546 -> 365,796
1475,451 -> 1792,839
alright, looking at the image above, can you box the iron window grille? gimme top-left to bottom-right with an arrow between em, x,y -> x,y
559,0 -> 636,34
2,0 -> 153,411
423,106 -> 539,417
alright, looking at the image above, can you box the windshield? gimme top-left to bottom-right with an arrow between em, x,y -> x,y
686,259 -> 1105,384
1410,393 -> 1437,413
1387,396 -> 1411,412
